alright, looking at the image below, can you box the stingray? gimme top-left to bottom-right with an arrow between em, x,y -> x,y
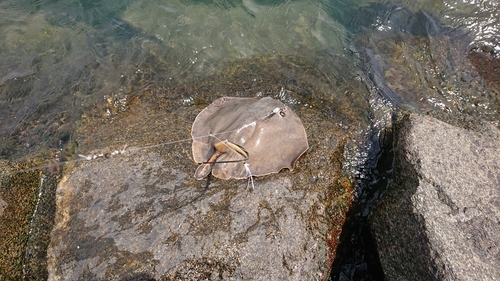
191,96 -> 308,181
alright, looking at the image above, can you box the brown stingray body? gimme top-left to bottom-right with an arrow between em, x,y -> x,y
191,96 -> 309,180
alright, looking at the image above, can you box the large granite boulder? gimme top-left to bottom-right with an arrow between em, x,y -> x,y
371,113 -> 500,280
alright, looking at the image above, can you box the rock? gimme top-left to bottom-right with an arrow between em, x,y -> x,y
370,112 -> 500,281
46,59 -> 358,280
47,153 -> 325,280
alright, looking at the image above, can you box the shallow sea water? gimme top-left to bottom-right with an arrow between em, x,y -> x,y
0,0 -> 499,280
1,0 -> 498,160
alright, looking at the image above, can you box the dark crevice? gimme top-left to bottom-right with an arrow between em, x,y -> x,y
329,120 -> 395,281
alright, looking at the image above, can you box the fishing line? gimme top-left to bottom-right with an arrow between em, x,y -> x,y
2,125 -> 249,176
4,105 -> 285,176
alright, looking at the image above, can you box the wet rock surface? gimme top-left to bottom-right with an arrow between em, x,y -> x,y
46,56 -> 359,281
49,156 -> 324,280
371,112 -> 500,281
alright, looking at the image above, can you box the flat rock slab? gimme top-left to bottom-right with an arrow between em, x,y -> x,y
47,151 -> 329,280
45,91 -> 355,280
371,113 -> 500,280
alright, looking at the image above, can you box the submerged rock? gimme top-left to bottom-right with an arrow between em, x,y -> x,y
371,113 -> 500,280
351,4 -> 499,126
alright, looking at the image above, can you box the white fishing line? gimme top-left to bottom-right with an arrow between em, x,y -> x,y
5,123 -> 254,175
6,105 -> 288,176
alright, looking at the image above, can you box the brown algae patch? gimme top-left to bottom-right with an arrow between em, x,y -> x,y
0,157 -> 60,280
